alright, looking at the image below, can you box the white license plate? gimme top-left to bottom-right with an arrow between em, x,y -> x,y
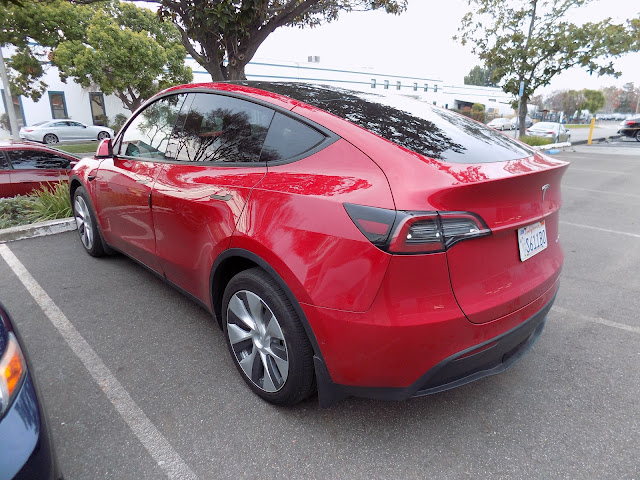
518,221 -> 548,262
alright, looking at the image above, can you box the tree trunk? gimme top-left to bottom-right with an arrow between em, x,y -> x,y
227,61 -> 247,81
519,95 -> 528,137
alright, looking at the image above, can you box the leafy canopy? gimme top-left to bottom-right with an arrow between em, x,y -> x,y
463,65 -> 496,87
455,0 -> 638,133
54,1 -> 192,111
0,0 -> 192,110
155,0 -> 407,81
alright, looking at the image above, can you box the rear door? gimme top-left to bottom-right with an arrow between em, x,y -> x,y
152,92 -> 273,303
95,93 -> 188,272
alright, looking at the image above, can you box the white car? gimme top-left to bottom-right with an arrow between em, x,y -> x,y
19,120 -> 114,144
525,122 -> 571,143
487,118 -> 512,131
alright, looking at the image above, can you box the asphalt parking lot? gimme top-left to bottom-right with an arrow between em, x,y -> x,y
1,138 -> 639,479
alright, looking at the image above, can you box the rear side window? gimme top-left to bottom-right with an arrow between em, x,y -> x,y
119,93 -> 187,159
7,150 -> 71,169
168,93 -> 274,163
260,113 -> 325,162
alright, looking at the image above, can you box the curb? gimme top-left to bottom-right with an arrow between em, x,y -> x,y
0,218 -> 76,243
571,134 -> 622,146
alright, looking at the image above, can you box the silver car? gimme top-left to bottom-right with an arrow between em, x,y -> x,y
487,118 -> 512,131
525,122 -> 571,143
19,120 -> 114,144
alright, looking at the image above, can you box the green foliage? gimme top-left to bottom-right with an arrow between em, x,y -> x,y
464,65 -> 496,86
54,1 -> 192,111
0,0 -> 192,109
110,113 -> 128,132
28,182 -> 72,221
455,0 -> 639,135
0,195 -> 36,229
615,82 -> 639,113
158,0 -> 408,81
0,183 -> 72,229
519,135 -> 553,146
581,89 -> 605,114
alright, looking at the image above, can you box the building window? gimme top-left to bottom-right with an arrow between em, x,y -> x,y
48,92 -> 68,119
413,83 -> 418,92
384,80 -> 389,90
371,79 -> 376,89
424,84 -> 429,92
1,89 -> 26,128
434,85 -> 438,93
89,93 -> 107,125
396,81 -> 401,90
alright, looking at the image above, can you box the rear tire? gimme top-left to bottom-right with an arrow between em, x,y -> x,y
43,134 -> 58,144
222,268 -> 315,406
97,131 -> 110,141
635,130 -> 640,142
72,186 -> 106,257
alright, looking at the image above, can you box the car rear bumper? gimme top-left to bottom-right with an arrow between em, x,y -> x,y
313,290 -> 555,406
0,374 -> 61,480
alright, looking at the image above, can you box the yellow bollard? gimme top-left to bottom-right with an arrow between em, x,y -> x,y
587,116 -> 596,145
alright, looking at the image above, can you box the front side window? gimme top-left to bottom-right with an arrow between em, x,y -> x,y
119,94 -> 187,159
260,113 -> 325,162
169,93 -> 274,163
7,150 -> 71,169
0,153 -> 10,170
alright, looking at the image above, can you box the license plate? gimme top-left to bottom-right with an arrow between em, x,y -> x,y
518,221 -> 547,262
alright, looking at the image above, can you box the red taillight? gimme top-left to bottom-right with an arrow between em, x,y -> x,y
23,129 -> 33,132
344,204 -> 491,254
626,121 -> 634,126
547,131 -> 555,134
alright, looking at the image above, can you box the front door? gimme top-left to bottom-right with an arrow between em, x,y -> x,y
94,93 -> 188,272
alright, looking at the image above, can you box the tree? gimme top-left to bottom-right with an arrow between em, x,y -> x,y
601,85 -> 620,113
615,82 -> 639,113
455,0 -> 638,136
581,89 -> 605,114
54,1 -> 192,111
463,65 -> 496,86
0,0 -> 192,110
154,0 -> 407,81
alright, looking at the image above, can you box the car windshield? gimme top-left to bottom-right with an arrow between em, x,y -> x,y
241,82 -> 535,164
532,122 -> 557,129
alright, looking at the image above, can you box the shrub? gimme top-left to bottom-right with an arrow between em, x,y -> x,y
519,135 -> 553,146
29,182 -> 73,222
0,196 -> 37,229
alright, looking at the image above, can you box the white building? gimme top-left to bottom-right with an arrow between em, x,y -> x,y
1,47 -> 516,138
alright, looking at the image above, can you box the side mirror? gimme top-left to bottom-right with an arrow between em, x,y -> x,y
96,138 -> 113,158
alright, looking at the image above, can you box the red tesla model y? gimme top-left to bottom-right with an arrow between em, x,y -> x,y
70,83 -> 568,406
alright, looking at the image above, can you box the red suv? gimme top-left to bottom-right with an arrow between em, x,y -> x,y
70,83 -> 568,406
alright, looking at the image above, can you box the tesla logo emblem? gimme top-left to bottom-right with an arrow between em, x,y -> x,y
541,184 -> 550,202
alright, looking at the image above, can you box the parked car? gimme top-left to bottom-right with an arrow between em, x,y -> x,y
0,303 -> 61,479
510,115 -> 533,129
0,142 -> 78,198
19,121 -> 113,145
487,117 -> 512,131
618,117 -> 640,141
526,122 -> 571,143
70,83 -> 568,406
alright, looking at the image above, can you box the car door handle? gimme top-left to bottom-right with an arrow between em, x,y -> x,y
210,193 -> 232,201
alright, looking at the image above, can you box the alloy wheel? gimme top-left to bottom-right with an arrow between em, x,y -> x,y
44,134 -> 58,144
74,195 -> 94,250
226,290 -> 289,393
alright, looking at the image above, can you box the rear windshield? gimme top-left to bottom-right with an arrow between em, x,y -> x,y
243,82 -> 534,164
532,122 -> 557,129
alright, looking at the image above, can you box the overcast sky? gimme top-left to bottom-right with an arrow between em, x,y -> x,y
254,0 -> 640,94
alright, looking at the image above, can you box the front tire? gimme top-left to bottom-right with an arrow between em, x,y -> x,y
43,133 -> 58,144
73,186 -> 106,257
222,268 -> 315,406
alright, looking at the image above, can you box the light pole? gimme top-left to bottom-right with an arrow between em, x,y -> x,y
0,47 -> 19,141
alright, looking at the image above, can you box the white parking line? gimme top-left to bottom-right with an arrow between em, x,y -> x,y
560,221 -> 640,239
0,244 -> 197,480
564,186 -> 640,199
552,306 -> 640,335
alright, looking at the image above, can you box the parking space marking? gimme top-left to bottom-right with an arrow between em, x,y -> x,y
0,244 -> 198,480
564,186 -> 640,199
552,306 -> 640,335
560,221 -> 640,239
